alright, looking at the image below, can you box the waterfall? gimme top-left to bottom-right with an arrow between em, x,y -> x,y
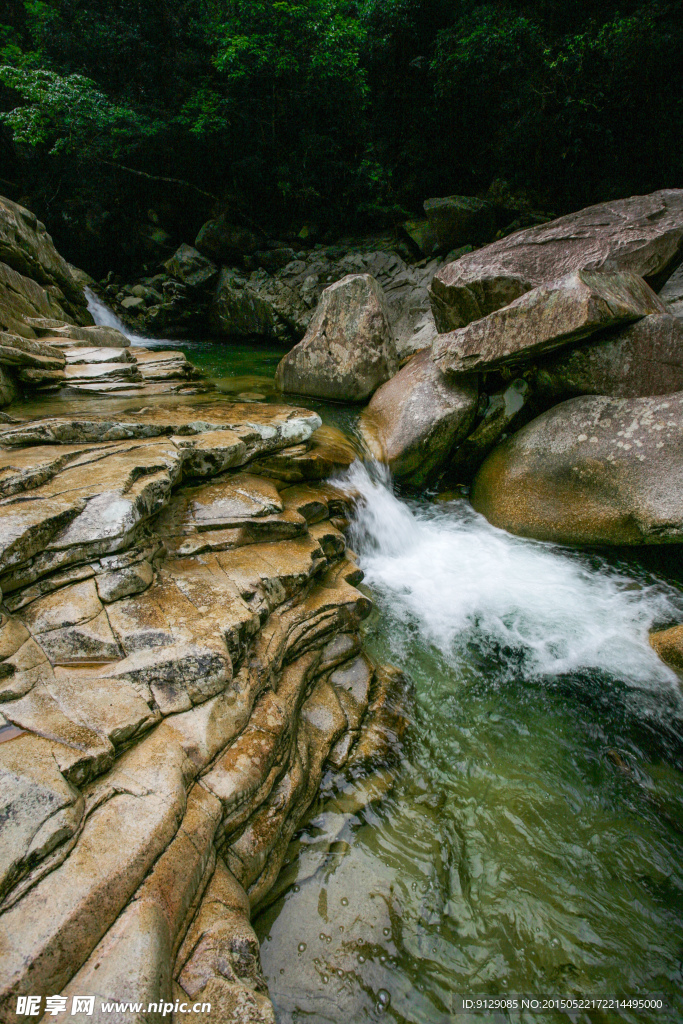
85,287 -> 173,349
340,460 -> 683,690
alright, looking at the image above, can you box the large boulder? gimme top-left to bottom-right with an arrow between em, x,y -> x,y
211,269 -> 278,338
430,189 -> 683,331
534,313 -> 683,399
359,349 -> 478,485
275,274 -> 398,402
249,249 -> 441,357
471,392 -> 683,546
423,195 -> 495,253
432,271 -> 665,375
0,195 -> 90,323
164,244 -> 218,290
195,216 -> 261,263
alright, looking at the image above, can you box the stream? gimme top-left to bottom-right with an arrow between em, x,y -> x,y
84,302 -> 683,1022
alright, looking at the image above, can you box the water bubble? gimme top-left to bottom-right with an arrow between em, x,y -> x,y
341,897 -> 349,906
358,955 -> 365,963
319,933 -> 326,942
298,943 -> 307,953
376,989 -> 391,1013
321,974 -> 329,985
326,935 -> 332,943
337,969 -> 344,977
380,956 -> 386,963
383,928 -> 390,937
293,885 -> 300,893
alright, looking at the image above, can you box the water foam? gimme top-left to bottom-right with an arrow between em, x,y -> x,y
341,460 -> 683,689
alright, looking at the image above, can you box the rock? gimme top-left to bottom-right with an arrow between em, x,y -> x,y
423,195 -> 495,252
195,217 -> 261,263
471,391 -> 683,545
649,624 -> 683,672
660,264 -> 683,319
534,314 -> 683,399
359,349 -> 478,485
450,378 -> 530,479
164,244 -> 218,290
0,366 -> 16,407
0,195 -> 87,316
432,271 -> 665,375
95,561 -> 154,603
28,321 -> 131,348
275,274 -> 398,402
401,218 -> 439,256
121,296 -> 145,311
212,270 -> 278,338
255,248 -> 296,274
430,189 -> 683,331
0,263 -> 80,340
249,249 -> 442,358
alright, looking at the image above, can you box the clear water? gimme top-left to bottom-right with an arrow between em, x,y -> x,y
255,463 -> 683,1024
75,304 -> 683,1020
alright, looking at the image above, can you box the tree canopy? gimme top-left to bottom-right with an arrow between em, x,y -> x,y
1,0 -> 681,273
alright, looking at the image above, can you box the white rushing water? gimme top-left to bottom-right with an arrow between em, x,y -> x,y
85,287 -> 175,348
342,460 -> 683,690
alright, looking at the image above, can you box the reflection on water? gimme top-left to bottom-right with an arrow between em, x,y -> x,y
256,463 -> 683,1024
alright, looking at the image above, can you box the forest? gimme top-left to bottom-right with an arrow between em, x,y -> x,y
1,0 -> 682,273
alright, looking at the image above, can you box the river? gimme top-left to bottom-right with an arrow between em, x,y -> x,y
86,299 -> 683,1023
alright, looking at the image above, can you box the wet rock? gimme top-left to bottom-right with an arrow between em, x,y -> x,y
433,271 -> 665,375
649,624 -> 683,672
450,378 -> 530,479
360,349 -> 478,485
534,313 -> 683,399
430,189 -> 683,331
472,391 -> 683,545
423,195 -> 495,252
28,321 -> 130,348
275,274 -> 398,402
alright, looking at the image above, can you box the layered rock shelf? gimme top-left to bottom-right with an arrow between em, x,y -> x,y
0,194 -> 409,1023
0,399 -> 408,1022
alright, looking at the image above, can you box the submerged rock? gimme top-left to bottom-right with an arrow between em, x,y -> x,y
276,274 -> 398,402
430,189 -> 683,331
359,348 -> 478,485
472,392 -> 683,545
432,270 -> 665,375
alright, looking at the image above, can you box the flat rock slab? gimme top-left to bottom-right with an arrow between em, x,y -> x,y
432,270 -> 665,374
471,391 -> 683,545
0,402 -> 321,449
430,188 -> 683,331
63,347 -> 134,365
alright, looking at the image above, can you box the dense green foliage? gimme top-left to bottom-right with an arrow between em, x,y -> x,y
1,0 -> 681,272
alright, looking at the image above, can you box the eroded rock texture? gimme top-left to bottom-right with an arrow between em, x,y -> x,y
0,400 -> 407,1023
